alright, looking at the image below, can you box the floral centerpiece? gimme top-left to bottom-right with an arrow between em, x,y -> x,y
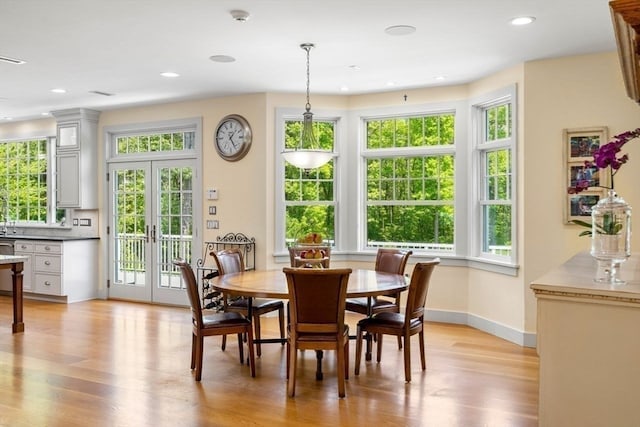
567,127 -> 639,283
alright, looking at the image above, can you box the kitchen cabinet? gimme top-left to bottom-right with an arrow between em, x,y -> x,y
52,108 -> 101,209
8,238 -> 98,303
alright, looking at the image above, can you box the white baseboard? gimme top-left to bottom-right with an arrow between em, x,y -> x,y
425,309 -> 537,348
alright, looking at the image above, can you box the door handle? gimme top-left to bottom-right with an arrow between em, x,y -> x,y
146,225 -> 150,243
151,225 -> 156,243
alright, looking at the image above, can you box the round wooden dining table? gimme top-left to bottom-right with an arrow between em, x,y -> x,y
210,268 -> 408,372
210,268 -> 407,301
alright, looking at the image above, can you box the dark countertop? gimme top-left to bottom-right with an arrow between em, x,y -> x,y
0,235 -> 99,241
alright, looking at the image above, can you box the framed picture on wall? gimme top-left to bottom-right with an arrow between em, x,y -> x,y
567,191 -> 602,222
564,126 -> 608,160
563,126 -> 609,223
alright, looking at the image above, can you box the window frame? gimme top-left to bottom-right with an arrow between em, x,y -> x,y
360,111 -> 458,253
469,85 -> 518,267
0,135 -> 67,226
275,107 -> 345,255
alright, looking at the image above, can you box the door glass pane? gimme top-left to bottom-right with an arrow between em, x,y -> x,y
157,166 -> 192,290
113,168 -> 147,287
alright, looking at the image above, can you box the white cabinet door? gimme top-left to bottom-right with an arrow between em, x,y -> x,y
56,151 -> 80,208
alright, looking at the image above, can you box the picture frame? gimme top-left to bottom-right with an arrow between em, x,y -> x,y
567,191 -> 602,222
563,126 -> 609,223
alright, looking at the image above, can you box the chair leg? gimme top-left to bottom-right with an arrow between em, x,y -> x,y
419,329 -> 426,371
404,332 -> 411,383
376,334 -> 383,363
397,336 -> 403,350
253,315 -> 262,357
287,341 -> 297,397
354,325 -> 363,375
246,327 -> 256,377
337,341 -> 346,398
237,333 -> 244,364
190,332 -> 196,369
278,306 -> 285,346
194,334 -> 204,381
221,334 -> 227,351
344,338 -> 350,380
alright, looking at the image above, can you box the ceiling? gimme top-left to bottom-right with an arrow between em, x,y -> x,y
0,0 -> 617,122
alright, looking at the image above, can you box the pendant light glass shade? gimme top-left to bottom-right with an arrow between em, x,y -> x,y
281,43 -> 334,169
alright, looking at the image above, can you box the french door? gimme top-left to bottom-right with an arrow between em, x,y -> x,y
107,159 -> 196,305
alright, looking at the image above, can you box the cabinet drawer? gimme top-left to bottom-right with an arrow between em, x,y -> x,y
34,274 -> 62,295
35,243 -> 62,255
34,255 -> 61,273
15,241 -> 34,253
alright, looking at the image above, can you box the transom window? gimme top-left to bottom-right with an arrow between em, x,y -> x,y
116,131 -> 195,155
363,114 -> 455,251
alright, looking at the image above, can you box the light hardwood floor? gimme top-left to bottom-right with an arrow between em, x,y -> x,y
0,298 -> 538,427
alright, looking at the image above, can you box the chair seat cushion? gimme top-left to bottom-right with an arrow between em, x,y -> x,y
202,311 -> 250,328
345,297 -> 397,313
228,297 -> 284,311
357,312 -> 422,330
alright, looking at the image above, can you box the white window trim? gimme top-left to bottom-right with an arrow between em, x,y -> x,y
469,84 -> 518,271
274,107 -> 347,256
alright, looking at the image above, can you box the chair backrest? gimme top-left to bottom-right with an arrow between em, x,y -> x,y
211,248 -> 245,275
404,259 -> 440,324
173,259 -> 203,329
283,267 -> 351,335
375,248 -> 413,275
288,246 -> 331,268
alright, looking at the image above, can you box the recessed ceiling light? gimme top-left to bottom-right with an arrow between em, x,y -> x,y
3,117 -> 13,121
385,25 -> 416,36
41,112 -> 50,116
510,16 -> 535,26
434,75 -> 446,81
386,81 -> 396,87
210,55 -> 236,63
0,55 -> 26,65
160,72 -> 180,78
230,10 -> 250,22
340,86 -> 349,92
51,88 -> 66,93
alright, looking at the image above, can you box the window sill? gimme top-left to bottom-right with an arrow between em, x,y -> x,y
274,252 -> 519,276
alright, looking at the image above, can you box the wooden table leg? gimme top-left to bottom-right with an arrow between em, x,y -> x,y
315,350 -> 323,380
11,262 -> 24,333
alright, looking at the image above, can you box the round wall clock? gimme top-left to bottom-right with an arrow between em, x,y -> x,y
214,114 -> 252,161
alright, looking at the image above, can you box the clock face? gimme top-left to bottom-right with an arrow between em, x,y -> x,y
214,115 -> 252,161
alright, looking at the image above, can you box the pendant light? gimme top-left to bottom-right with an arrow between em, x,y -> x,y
281,43 -> 334,169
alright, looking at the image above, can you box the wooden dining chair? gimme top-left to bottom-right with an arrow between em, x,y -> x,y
283,267 -> 352,398
172,259 -> 255,381
346,248 -> 412,349
354,259 -> 439,383
346,248 -> 412,315
211,248 -> 285,357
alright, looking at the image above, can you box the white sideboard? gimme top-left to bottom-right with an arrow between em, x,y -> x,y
531,252 -> 640,427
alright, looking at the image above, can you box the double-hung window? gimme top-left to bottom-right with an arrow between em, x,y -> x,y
363,113 -> 455,251
0,137 -> 63,225
473,86 -> 516,263
281,117 -> 337,245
